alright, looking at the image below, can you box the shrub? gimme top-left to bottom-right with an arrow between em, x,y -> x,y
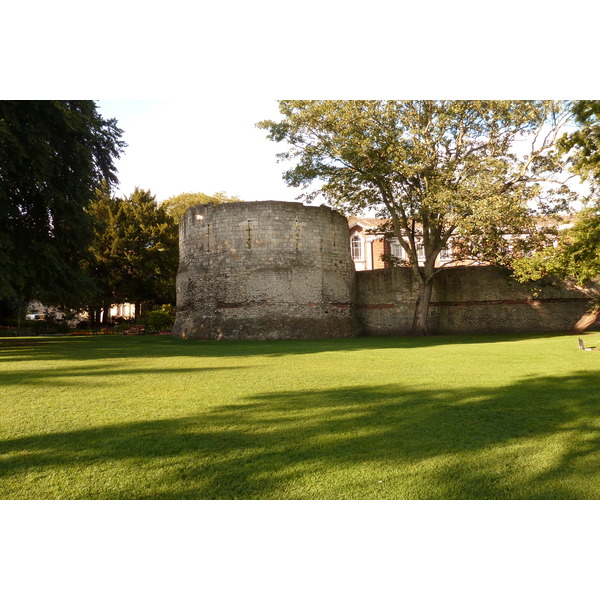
54,321 -> 72,334
22,320 -> 72,335
145,305 -> 175,332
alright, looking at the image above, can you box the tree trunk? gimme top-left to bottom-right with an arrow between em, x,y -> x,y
102,300 -> 111,325
411,278 -> 434,336
570,308 -> 600,334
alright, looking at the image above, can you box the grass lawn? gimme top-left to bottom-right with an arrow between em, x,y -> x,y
1,332 -> 600,499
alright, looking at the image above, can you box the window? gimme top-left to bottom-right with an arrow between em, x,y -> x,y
351,235 -> 363,261
416,243 -> 426,262
439,245 -> 452,261
390,241 -> 404,260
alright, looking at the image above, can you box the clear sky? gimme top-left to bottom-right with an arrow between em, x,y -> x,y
96,99 -> 303,204
97,99 -> 591,211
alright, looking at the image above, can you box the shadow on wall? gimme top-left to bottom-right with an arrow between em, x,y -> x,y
2,370 -> 600,499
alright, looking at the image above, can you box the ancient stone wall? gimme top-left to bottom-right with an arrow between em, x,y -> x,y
172,201 -> 361,340
174,201 -> 597,340
356,266 -> 599,335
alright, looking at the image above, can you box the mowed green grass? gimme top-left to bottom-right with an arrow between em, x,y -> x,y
1,332 -> 600,499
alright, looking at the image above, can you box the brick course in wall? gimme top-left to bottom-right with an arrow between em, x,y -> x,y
356,266 -> 599,335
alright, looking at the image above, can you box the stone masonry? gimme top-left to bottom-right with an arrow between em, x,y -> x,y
173,201 -> 598,340
356,266 -> 598,335
172,201 -> 362,340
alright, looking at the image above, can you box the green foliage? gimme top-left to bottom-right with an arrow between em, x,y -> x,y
161,191 -> 241,222
514,207 -> 600,286
84,182 -> 125,312
145,305 -> 175,331
113,188 -> 179,306
86,187 -> 179,315
258,100 -> 574,334
0,101 -> 125,305
508,101 -> 600,293
380,253 -> 409,267
13,318 -> 72,336
559,100 -> 600,193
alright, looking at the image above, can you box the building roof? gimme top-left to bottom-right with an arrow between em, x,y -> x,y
348,217 -> 388,229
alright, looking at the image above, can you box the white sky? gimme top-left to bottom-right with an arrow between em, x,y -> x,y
96,99 -> 591,210
7,0 -> 596,211
96,99 -> 303,204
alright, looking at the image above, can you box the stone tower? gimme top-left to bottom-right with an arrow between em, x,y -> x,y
172,201 -> 361,340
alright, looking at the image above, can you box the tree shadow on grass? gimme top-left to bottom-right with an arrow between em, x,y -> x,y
2,371 -> 600,500
0,364 -> 247,388
0,331 -> 590,366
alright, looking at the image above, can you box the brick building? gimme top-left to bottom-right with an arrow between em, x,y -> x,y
348,217 -> 453,271
348,216 -> 571,272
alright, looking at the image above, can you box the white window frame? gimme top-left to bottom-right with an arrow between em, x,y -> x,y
351,234 -> 363,261
390,240 -> 404,260
439,244 -> 452,262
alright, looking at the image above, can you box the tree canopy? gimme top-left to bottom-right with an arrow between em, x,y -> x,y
161,191 -> 241,222
117,188 -> 178,309
513,207 -> 600,287
559,100 -> 600,193
0,101 -> 125,305
86,187 -> 178,322
83,183 -> 124,321
513,100 -> 600,295
258,100 -> 575,335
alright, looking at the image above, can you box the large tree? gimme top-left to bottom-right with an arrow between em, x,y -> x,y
109,187 -> 178,319
258,100 -> 575,335
0,101 -> 125,306
83,186 -> 179,325
84,183 -> 127,325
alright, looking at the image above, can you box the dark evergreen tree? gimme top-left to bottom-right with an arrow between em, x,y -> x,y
86,187 -> 178,321
84,182 -> 125,325
0,101 -> 125,306
117,188 -> 178,317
